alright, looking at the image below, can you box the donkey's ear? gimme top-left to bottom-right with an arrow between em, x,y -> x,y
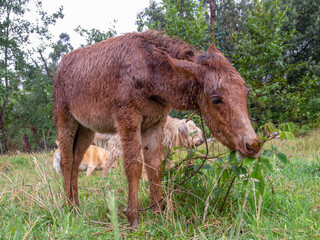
207,44 -> 222,56
167,54 -> 205,84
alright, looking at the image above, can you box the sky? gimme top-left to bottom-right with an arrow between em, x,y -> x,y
39,0 -> 156,48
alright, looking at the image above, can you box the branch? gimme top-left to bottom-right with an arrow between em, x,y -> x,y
139,111 -> 210,212
219,175 -> 236,213
293,38 -> 315,59
38,51 -> 54,81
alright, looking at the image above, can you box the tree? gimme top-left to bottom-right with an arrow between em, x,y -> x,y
136,0 -> 166,32
208,0 -> 216,41
233,0 -> 292,125
0,0 -> 63,152
281,0 -> 320,82
75,21 -> 117,46
214,0 -> 253,59
136,0 -> 211,49
49,33 -> 74,66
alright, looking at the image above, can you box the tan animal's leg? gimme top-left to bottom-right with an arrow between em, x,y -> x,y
55,112 -> 78,204
72,125 -> 95,205
86,166 -> 96,176
142,120 -> 166,213
101,154 -> 118,177
116,113 -> 143,229
102,135 -> 121,177
141,161 -> 148,181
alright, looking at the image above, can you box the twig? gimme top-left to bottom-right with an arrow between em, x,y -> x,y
173,151 -> 228,171
267,176 -> 275,195
219,162 -> 243,213
219,176 -> 236,213
140,104 -> 210,211
262,132 -> 280,144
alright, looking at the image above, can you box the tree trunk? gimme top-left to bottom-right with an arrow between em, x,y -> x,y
31,126 -> 41,150
23,134 -> 32,153
208,0 -> 216,43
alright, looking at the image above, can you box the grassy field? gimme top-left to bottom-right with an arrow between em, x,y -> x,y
0,130 -> 319,239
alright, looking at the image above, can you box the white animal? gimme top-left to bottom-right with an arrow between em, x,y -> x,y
94,116 -> 203,178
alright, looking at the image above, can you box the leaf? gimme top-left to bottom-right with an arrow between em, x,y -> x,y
240,167 -> 247,174
276,152 -> 288,165
189,130 -> 196,136
262,149 -> 273,157
264,122 -> 276,134
216,157 -> 224,164
202,164 -> 214,171
280,123 -> 295,134
242,157 -> 255,166
199,149 -> 206,155
251,163 -> 262,178
260,156 -> 274,173
221,171 -> 229,183
258,136 -> 269,141
255,177 -> 265,195
279,131 -> 286,140
287,122 -> 295,133
279,123 -> 288,132
228,150 -> 237,162
231,165 -> 241,177
285,132 -> 296,141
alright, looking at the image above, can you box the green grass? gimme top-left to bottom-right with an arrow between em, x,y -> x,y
0,130 -> 319,239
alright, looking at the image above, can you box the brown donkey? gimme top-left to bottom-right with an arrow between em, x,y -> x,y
53,31 -> 261,229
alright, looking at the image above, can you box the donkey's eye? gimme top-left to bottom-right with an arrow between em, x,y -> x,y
211,96 -> 223,104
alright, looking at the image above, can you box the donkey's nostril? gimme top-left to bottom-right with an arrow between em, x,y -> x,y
241,137 -> 261,158
245,143 -> 253,152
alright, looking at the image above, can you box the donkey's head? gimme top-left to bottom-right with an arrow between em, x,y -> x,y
168,45 -> 261,158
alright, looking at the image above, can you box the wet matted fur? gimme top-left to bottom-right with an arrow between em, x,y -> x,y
53,30 -> 261,228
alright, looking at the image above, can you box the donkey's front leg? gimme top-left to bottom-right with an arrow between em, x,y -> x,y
116,113 -> 143,229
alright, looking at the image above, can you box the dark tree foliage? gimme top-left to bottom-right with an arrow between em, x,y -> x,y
281,0 -> 320,82
75,22 -> 117,47
136,0 -> 211,49
49,33 -> 74,65
136,0 -> 167,32
214,0 -> 253,59
137,0 -> 320,130
0,0 -> 63,152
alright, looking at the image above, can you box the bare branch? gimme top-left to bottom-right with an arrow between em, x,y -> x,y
39,51 -> 54,81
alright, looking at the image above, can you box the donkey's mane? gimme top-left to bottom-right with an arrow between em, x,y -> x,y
138,30 -> 195,60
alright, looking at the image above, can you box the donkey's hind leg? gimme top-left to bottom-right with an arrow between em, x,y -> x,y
72,125 -> 95,205
56,113 -> 78,204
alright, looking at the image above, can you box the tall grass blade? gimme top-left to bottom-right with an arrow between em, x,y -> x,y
107,190 -> 120,239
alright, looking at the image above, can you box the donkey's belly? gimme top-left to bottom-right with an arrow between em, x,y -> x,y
71,108 -> 117,134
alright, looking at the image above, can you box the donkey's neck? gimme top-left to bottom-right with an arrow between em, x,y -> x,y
152,77 -> 201,111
